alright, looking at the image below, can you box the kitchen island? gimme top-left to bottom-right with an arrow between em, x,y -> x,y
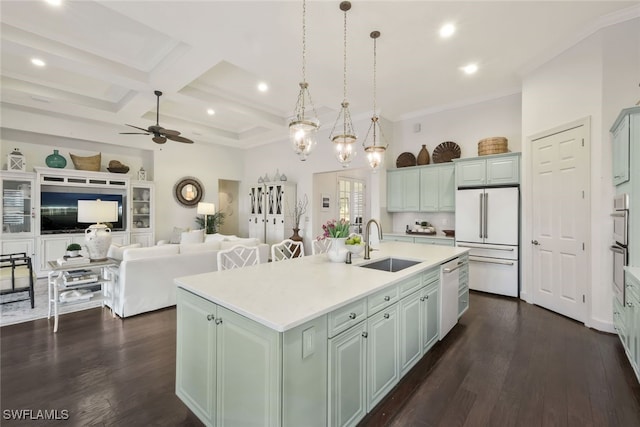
175,241 -> 469,427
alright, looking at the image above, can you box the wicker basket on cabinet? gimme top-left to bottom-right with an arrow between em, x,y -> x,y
478,137 -> 508,156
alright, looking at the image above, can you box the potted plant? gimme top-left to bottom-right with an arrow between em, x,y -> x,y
66,243 -> 82,258
195,210 -> 225,234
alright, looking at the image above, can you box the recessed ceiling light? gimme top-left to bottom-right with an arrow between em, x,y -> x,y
207,108 -> 215,116
257,82 -> 268,92
45,0 -> 62,6
31,58 -> 46,67
462,63 -> 478,75
439,23 -> 455,38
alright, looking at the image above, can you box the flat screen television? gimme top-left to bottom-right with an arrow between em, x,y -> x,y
40,192 -> 125,234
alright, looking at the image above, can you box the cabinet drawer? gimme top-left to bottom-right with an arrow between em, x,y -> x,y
423,267 -> 439,289
328,299 -> 367,338
368,285 -> 400,315
399,275 -> 423,298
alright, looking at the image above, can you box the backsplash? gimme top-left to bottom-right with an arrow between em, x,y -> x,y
391,212 -> 455,235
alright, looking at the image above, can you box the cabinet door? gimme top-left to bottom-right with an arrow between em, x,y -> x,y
486,155 -> 520,185
1,174 -> 35,236
422,285 -> 439,353
403,169 -> 420,211
438,164 -> 455,211
387,171 -> 404,212
216,306 -> 282,427
130,232 -> 153,247
419,168 -> 439,212
399,290 -> 422,376
328,321 -> 367,427
612,114 -> 630,186
176,289 -> 217,426
39,236 -> 72,271
367,304 -> 400,410
1,239 -> 34,258
456,159 -> 486,187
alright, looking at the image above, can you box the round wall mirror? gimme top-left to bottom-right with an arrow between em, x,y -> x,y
174,177 -> 204,207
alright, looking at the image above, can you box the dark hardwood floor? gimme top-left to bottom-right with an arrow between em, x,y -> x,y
1,291 -> 638,426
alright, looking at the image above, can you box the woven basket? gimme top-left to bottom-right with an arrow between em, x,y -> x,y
70,153 -> 101,171
478,137 -> 508,156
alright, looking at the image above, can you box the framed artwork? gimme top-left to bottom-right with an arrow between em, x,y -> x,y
321,194 -> 330,211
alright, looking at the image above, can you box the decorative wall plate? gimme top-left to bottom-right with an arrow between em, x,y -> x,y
396,152 -> 417,168
432,141 -> 461,163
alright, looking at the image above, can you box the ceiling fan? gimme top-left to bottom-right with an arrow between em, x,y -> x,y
121,90 -> 194,144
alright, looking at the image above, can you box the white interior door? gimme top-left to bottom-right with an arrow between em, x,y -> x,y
531,125 -> 588,323
484,187 -> 519,245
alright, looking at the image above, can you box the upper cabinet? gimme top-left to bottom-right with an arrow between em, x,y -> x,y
130,181 -> 155,247
611,108 -> 638,187
455,152 -> 521,187
387,163 -> 455,213
387,168 -> 420,212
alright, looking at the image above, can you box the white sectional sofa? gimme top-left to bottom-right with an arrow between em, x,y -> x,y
107,235 -> 269,318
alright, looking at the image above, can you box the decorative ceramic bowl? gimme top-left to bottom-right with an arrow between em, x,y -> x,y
345,243 -> 364,256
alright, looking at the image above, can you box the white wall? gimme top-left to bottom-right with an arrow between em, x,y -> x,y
521,16 -> 640,331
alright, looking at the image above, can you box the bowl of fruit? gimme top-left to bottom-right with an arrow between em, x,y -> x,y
345,234 -> 365,257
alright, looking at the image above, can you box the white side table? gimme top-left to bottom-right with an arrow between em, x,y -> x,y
47,258 -> 119,333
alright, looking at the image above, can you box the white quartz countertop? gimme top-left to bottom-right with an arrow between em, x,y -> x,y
384,232 -> 454,241
175,241 -> 469,332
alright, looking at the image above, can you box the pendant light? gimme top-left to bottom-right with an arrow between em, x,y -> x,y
362,30 -> 388,171
289,0 -> 319,161
330,1 -> 357,168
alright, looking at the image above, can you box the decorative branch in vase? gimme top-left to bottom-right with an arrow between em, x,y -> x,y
289,194 -> 308,242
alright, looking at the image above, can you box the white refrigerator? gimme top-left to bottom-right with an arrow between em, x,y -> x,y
455,187 -> 519,297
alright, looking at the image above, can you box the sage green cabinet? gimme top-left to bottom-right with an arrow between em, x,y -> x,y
621,272 -> 640,381
367,303 -> 400,410
176,288 -> 283,427
611,113 -> 630,186
458,258 -> 469,318
419,164 -> 455,212
421,283 -> 440,354
455,153 -> 520,187
387,169 -> 420,212
399,290 -> 422,376
328,321 -> 367,427
413,236 -> 455,247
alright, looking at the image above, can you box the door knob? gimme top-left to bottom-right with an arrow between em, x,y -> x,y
531,240 -> 540,245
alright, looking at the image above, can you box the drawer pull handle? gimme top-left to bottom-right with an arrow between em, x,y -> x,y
349,313 -> 356,320
627,302 -> 634,308
206,314 -> 215,321
362,332 -> 368,338
215,318 -> 223,325
384,296 -> 390,301
420,297 -> 426,302
383,313 -> 390,319
461,300 -> 468,303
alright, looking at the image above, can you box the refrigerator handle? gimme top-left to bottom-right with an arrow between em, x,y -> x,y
479,193 -> 484,239
484,192 -> 489,238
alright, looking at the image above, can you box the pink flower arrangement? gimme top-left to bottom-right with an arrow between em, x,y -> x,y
319,218 -> 351,239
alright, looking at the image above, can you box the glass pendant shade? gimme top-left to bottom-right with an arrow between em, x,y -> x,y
363,115 -> 387,171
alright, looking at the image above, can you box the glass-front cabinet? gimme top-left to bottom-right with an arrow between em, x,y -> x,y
0,171 -> 36,258
130,181 -> 155,247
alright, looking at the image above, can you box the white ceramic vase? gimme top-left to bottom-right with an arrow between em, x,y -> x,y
327,237 -> 348,263
85,224 -> 112,260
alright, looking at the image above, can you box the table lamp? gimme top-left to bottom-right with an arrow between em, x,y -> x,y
77,199 -> 118,260
197,202 -> 216,233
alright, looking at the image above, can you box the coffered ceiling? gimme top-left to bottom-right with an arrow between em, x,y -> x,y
1,1 -> 637,149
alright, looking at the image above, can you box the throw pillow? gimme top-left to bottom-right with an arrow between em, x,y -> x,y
205,233 -> 238,243
181,229 -> 205,244
122,244 -> 180,261
219,237 -> 259,250
107,243 -> 142,260
170,227 -> 186,244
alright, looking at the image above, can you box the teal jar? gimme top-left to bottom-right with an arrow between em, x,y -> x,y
46,149 -> 67,168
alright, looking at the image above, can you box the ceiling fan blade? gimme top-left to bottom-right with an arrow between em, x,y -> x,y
152,136 -> 167,144
166,134 -> 194,144
120,132 -> 150,135
161,128 -> 180,136
125,124 -> 151,132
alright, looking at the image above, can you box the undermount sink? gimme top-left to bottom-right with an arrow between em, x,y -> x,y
359,257 -> 421,273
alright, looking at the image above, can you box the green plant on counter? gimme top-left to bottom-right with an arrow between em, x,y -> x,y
66,243 -> 82,251
195,211 -> 225,234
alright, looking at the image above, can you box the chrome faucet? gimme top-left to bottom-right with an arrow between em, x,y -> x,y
364,218 -> 382,260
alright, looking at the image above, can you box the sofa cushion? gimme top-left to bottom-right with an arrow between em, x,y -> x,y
181,229 -> 205,244
205,233 -> 238,243
107,243 -> 142,260
123,244 -> 180,261
179,241 -> 221,254
219,237 -> 259,249
169,227 -> 186,244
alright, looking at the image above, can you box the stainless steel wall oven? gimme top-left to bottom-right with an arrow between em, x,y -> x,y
611,193 -> 629,306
